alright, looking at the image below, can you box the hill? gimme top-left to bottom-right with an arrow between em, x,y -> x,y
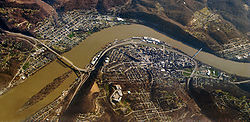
0,0 -> 249,61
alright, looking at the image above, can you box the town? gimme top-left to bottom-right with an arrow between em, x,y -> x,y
72,37 -> 247,121
34,10 -> 129,51
23,37 -> 249,121
0,9 -> 131,95
188,7 -> 250,62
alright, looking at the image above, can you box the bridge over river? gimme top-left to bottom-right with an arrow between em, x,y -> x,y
5,30 -> 90,75
1,24 -> 249,121
232,80 -> 250,84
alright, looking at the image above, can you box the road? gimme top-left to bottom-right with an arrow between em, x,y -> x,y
4,30 -> 89,73
91,39 -> 143,68
63,73 -> 90,110
64,37 -> 200,109
3,31 -> 145,116
63,39 -> 144,111
186,57 -> 198,91
1,32 -> 199,119
185,47 -> 201,91
64,37 -> 200,113
192,48 -> 202,59
231,80 -> 250,84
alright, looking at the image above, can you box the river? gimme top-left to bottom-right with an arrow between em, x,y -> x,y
0,24 -> 249,121
63,24 -> 250,77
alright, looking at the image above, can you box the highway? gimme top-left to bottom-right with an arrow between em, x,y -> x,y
63,73 -> 90,110
46,37 -> 201,113
4,30 -> 89,73
64,38 -> 202,112
3,31 -> 145,114
63,39 -> 145,111
2,31 -> 200,119
186,61 -> 198,91
186,49 -> 200,91
90,39 -> 143,68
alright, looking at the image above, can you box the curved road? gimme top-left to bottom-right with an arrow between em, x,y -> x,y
4,30 -> 89,73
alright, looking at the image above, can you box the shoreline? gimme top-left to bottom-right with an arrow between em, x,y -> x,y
63,24 -> 250,77
0,23 -> 249,121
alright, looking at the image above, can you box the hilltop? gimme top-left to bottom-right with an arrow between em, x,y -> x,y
0,0 -> 249,61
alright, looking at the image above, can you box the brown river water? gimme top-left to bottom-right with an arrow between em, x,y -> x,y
0,24 -> 249,121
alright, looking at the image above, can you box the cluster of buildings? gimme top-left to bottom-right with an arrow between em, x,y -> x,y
22,48 -> 54,77
100,39 -> 196,114
34,10 -> 129,53
193,64 -> 232,88
110,84 -> 123,104
73,37 -> 239,121
220,38 -> 250,61
97,37 -> 241,121
190,7 -> 220,30
132,37 -> 162,45
12,9 -> 130,86
102,47 -> 149,84
101,37 -> 198,90
189,7 -> 250,62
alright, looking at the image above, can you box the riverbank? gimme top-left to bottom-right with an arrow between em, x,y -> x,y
0,24 -> 249,121
63,24 -> 250,77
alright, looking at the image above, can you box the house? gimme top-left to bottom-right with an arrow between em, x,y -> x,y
111,85 -> 123,103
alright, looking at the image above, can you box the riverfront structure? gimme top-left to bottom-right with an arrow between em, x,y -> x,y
23,37 -> 249,121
